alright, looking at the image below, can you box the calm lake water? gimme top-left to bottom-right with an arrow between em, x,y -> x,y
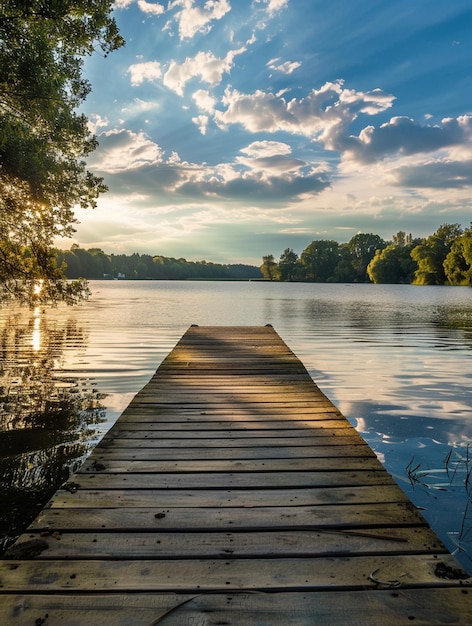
1,281 -> 472,571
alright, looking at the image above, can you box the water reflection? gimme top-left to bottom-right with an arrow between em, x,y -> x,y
0,308 -> 106,550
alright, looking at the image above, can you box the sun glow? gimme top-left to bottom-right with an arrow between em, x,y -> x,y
32,307 -> 41,352
33,280 -> 44,297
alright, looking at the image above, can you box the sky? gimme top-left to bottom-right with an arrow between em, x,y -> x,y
62,0 -> 472,264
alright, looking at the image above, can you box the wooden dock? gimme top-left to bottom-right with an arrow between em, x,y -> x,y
1,325 -> 471,624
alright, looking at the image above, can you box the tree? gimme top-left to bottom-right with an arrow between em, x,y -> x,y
300,240 -> 339,282
348,233 -> 386,282
411,224 -> 463,285
367,244 -> 417,284
0,1 -> 124,302
278,248 -> 299,281
391,231 -> 413,247
444,227 -> 472,285
330,244 -> 356,282
260,255 -> 279,280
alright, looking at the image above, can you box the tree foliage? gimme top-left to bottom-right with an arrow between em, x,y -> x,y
56,247 -> 262,280
278,248 -> 299,281
348,233 -> 386,282
411,224 -> 463,285
260,254 -> 279,280
444,228 -> 472,286
0,0 -> 124,303
263,225 -> 471,286
367,243 -> 417,284
300,240 -> 340,282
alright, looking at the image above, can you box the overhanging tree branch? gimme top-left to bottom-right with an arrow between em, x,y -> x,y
0,0 -> 124,303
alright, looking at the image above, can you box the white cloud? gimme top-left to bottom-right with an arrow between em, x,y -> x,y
163,47 -> 246,96
91,127 -> 329,204
267,58 -> 301,74
192,114 -> 210,134
266,0 -> 289,14
192,89 -> 217,113
114,0 -> 134,8
342,115 -> 472,164
169,0 -> 231,40
137,0 -> 165,15
121,98 -> 158,114
391,158 -> 472,189
91,129 -> 164,172
236,153 -> 311,175
215,80 -> 395,148
255,0 -> 289,16
240,140 -> 292,158
88,113 -> 109,134
128,61 -> 162,85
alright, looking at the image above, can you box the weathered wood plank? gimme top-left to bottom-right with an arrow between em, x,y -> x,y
1,589 -> 471,626
78,457 -> 381,474
100,436 -> 369,448
83,445 -> 373,461
4,588 -> 472,626
55,470 -> 396,489
109,416 -> 351,437
104,427 -> 363,439
133,383 -> 327,398
9,527 -> 445,559
29,502 -> 427,531
1,555 -> 468,592
50,484 -> 410,508
116,411 -> 345,421
120,409 -> 344,419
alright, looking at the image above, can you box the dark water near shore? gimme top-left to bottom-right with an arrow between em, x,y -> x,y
1,281 -> 472,571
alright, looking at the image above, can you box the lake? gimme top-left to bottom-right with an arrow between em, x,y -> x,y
1,281 -> 472,571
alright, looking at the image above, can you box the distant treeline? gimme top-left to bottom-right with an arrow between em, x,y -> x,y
261,223 -> 472,285
56,246 -> 262,280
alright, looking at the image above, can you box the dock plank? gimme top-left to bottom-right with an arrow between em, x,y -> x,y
1,325 -> 470,624
77,457 -> 382,473
1,555 -> 466,592
42,470 -> 396,489
48,484 -> 411,508
8,527 -> 444,560
102,432 -> 367,449
91,445 -> 373,460
28,502 -> 428,532
2,590 -> 470,626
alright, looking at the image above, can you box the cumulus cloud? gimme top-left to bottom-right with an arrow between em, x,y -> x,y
215,80 -> 395,147
342,115 -> 472,163
169,0 -> 231,40
128,61 -> 162,85
90,129 -> 164,172
176,168 -> 329,202
267,57 -> 301,74
192,114 -> 210,134
192,89 -> 218,113
266,0 -> 289,14
137,0 -> 165,15
163,47 -> 246,96
391,159 -> 472,189
238,140 -> 303,174
91,128 -> 329,204
255,0 -> 289,16
114,0 -> 134,8
240,140 -> 292,157
236,153 -> 314,175
88,113 -> 109,134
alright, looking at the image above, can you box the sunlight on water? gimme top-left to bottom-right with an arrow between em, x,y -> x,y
1,281 -> 472,569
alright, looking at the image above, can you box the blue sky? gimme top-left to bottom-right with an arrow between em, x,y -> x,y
63,0 -> 472,263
